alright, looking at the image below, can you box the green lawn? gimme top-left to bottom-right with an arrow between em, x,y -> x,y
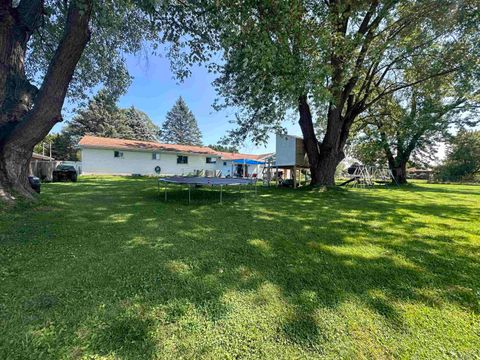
1,177 -> 479,359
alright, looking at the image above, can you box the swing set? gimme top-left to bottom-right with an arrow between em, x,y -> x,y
339,165 -> 399,188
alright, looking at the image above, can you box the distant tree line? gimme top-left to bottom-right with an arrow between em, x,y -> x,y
207,144 -> 239,153
435,130 -> 480,182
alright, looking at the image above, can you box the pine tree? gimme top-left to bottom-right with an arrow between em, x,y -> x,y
65,91 -> 159,142
65,90 -> 129,139
121,107 -> 159,142
160,97 -> 203,145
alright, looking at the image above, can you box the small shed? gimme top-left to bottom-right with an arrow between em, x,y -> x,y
275,134 -> 309,168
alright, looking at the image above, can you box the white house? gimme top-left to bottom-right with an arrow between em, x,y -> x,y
78,135 -> 270,177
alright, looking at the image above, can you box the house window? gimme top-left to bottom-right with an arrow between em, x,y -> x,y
152,152 -> 160,160
114,151 -> 123,158
177,155 -> 188,164
223,161 -> 227,166
206,157 -> 216,164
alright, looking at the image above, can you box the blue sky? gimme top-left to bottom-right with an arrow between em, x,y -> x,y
55,53 -> 301,154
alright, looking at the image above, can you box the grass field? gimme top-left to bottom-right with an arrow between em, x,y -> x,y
1,176 -> 479,359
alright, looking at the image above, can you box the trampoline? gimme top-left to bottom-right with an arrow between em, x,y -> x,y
157,176 -> 257,204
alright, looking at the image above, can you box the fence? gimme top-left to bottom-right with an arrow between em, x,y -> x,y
29,161 -> 82,181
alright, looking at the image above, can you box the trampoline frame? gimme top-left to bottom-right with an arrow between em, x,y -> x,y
157,177 -> 258,204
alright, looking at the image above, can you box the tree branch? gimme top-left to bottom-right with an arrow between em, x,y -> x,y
6,0 -> 93,149
16,0 -> 44,33
365,67 -> 459,110
340,1 -> 402,111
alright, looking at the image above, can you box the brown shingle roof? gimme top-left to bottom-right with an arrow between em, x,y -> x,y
79,135 -> 219,155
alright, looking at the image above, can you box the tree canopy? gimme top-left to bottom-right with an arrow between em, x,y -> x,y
160,97 -> 203,145
64,90 -> 127,140
34,89 -> 160,161
176,0 -> 480,185
208,144 -> 239,153
33,133 -> 79,161
350,68 -> 479,183
23,0 -> 165,105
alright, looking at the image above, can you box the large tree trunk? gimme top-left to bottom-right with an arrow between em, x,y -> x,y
384,146 -> 409,185
0,145 -> 33,200
298,96 -> 348,187
0,1 -> 42,200
0,0 -> 92,201
298,95 -> 322,184
390,160 -> 408,184
381,132 -> 409,185
315,105 -> 348,186
315,150 -> 340,186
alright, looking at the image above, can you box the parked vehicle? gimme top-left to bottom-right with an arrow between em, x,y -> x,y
52,164 -> 77,182
28,176 -> 41,193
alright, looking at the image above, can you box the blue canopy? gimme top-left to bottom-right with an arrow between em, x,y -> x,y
232,158 -> 265,165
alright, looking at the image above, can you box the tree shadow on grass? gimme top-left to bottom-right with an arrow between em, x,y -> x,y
404,182 -> 480,196
1,177 -> 479,357
85,306 -> 155,359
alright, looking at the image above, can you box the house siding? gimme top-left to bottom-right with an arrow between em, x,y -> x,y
218,160 -> 234,177
81,148 -> 218,176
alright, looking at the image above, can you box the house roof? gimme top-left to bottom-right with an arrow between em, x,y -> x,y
256,153 -> 275,160
78,135 -> 267,161
79,135 -> 219,156
215,151 -> 273,161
